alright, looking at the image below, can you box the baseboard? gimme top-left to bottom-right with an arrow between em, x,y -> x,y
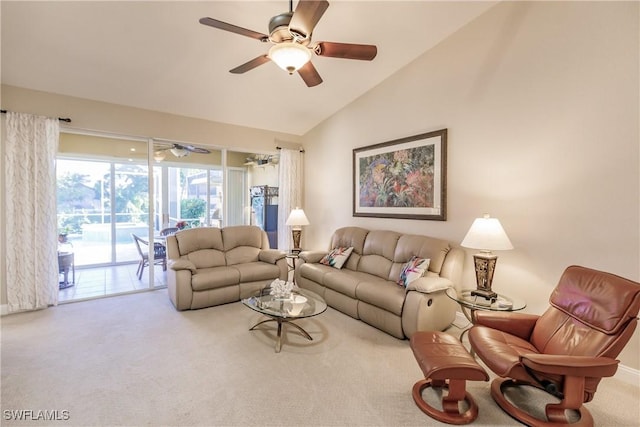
452,312 -> 640,386
614,363 -> 640,386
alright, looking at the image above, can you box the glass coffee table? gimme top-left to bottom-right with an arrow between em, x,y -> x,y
242,287 -> 327,353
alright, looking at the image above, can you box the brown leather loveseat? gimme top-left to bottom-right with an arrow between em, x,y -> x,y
166,225 -> 288,310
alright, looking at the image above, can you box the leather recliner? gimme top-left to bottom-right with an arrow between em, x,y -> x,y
468,265 -> 640,427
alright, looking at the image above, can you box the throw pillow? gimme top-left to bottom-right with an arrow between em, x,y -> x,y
319,247 -> 354,269
397,256 -> 430,288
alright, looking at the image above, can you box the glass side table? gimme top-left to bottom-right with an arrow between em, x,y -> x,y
445,288 -> 526,352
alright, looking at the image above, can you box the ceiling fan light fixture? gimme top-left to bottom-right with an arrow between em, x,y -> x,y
269,42 -> 311,74
170,147 -> 189,158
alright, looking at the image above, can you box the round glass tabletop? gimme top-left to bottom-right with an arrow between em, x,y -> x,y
445,287 -> 526,312
242,287 -> 327,319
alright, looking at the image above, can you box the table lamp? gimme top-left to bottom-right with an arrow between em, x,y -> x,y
285,207 -> 309,253
461,214 -> 513,300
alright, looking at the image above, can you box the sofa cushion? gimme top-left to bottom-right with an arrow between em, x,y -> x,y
358,254 -> 393,281
363,230 -> 401,260
232,262 -> 282,283
222,225 -> 264,251
299,262 -> 334,285
398,256 -> 430,288
226,246 -> 260,266
330,227 -> 369,256
176,227 -> 224,254
191,266 -> 240,291
320,247 -> 353,269
356,280 -> 406,316
324,270 -> 373,298
185,249 -> 226,270
393,234 -> 450,275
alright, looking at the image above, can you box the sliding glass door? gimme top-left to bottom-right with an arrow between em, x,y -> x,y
152,141 -> 225,230
56,132 -> 259,301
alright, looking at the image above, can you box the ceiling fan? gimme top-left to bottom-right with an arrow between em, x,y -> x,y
199,0 -> 377,87
154,143 -> 211,160
244,154 -> 279,166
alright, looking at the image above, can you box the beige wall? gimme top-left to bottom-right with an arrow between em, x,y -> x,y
302,1 -> 639,369
0,85 -> 300,309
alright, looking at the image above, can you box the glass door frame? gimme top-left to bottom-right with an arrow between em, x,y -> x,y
58,129 -> 256,296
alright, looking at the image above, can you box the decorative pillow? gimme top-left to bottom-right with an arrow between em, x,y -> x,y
397,256 -> 430,288
319,247 -> 354,269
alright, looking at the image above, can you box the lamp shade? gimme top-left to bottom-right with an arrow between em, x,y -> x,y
461,214 -> 513,251
269,42 -> 312,74
286,208 -> 310,227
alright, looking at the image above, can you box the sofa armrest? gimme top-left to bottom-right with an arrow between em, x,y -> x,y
169,259 -> 196,273
259,249 -> 286,264
299,250 -> 327,264
405,277 -> 453,294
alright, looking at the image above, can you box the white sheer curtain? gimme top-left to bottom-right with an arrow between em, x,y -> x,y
277,148 -> 304,251
5,112 -> 60,312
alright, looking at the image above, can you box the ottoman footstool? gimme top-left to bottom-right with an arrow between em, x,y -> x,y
410,331 -> 489,424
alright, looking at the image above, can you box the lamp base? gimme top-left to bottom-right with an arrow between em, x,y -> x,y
472,252 -> 499,301
291,229 -> 302,252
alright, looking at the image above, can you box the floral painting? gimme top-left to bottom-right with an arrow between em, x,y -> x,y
353,129 -> 447,221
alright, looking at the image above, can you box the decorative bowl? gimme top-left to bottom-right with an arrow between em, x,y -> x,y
288,295 -> 307,316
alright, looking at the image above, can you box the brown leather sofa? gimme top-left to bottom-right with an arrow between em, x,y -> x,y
295,227 -> 464,339
166,225 -> 288,310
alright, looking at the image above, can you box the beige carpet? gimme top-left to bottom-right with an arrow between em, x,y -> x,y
1,289 -> 638,426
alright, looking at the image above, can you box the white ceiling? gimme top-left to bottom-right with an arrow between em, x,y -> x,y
1,1 -> 496,135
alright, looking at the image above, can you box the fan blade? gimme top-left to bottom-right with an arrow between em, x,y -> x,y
315,42 -> 377,60
289,0 -> 329,39
184,145 -> 210,154
173,144 -> 211,154
230,55 -> 271,74
199,17 -> 269,42
298,61 -> 323,87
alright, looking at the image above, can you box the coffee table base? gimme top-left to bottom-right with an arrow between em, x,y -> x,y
249,317 -> 313,353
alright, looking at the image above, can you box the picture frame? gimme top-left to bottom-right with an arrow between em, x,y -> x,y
353,129 -> 447,221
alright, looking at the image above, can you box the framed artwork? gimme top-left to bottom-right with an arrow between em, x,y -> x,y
353,129 -> 447,221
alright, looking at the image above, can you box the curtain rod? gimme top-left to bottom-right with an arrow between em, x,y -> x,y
1,109 -> 72,123
276,146 -> 305,153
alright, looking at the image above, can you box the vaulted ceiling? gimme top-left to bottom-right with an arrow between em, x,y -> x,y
1,1 -> 496,135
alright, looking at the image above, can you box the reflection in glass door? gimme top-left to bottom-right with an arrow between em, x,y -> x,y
152,141 -> 226,230
112,163 -> 149,264
57,158 -> 113,266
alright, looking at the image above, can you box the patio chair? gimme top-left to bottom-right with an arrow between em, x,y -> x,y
160,227 -> 179,236
131,233 -> 167,280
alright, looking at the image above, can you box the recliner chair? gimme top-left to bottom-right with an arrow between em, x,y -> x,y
468,265 -> 640,427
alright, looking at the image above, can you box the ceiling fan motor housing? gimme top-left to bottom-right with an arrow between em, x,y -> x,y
269,12 -> 308,43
